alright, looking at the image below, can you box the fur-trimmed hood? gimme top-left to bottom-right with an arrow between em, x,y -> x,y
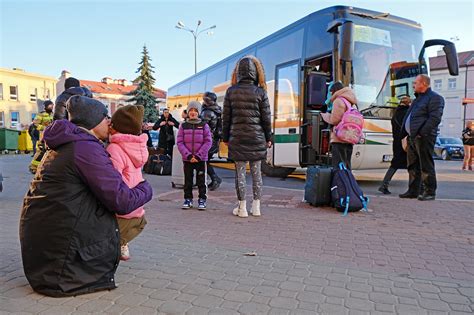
231,55 -> 267,91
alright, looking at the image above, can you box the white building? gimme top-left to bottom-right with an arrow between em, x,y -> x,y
429,50 -> 474,137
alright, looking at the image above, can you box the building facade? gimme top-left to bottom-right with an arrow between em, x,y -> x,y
429,50 -> 474,137
57,71 -> 166,117
0,68 -> 57,130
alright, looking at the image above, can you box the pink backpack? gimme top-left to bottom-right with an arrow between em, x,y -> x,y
334,97 -> 364,144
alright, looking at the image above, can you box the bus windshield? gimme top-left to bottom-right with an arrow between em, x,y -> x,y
351,23 -> 424,118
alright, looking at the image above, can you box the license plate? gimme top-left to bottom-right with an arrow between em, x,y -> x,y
382,154 -> 393,162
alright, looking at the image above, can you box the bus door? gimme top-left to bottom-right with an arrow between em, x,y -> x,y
272,62 -> 300,167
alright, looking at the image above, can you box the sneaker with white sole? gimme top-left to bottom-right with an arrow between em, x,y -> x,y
120,244 -> 130,261
182,199 -> 193,209
198,198 -> 207,210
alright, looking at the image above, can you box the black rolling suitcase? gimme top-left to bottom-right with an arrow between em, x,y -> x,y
304,166 -> 332,206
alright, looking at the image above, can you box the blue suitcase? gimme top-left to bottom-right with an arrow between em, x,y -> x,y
304,166 -> 332,206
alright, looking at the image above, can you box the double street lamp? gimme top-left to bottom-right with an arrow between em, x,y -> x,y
175,20 -> 216,74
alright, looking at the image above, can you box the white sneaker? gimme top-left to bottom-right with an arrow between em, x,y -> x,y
120,244 -> 130,261
233,200 -> 248,217
251,200 -> 261,216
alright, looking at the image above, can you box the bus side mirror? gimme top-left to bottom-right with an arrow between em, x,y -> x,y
443,42 -> 459,76
339,21 -> 354,62
327,19 -> 354,62
419,39 -> 459,76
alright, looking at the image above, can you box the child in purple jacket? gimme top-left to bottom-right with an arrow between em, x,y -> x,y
177,101 -> 212,210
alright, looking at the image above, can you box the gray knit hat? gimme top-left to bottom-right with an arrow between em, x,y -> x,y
187,100 -> 201,113
67,95 -> 108,130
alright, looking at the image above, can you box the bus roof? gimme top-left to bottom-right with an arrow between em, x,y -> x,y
168,5 -> 421,90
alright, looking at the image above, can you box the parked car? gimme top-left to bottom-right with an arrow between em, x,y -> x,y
434,137 -> 464,160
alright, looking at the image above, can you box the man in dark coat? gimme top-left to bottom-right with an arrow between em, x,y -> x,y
222,56 -> 272,218
200,91 -> 223,190
378,96 -> 411,194
54,77 -> 93,120
20,96 -> 153,297
153,108 -> 179,156
399,74 -> 445,201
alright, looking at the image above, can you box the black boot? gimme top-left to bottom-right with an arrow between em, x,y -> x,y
208,176 -> 222,191
378,185 -> 391,194
399,191 -> 418,199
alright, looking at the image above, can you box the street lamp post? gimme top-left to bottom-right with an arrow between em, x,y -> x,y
176,20 -> 216,74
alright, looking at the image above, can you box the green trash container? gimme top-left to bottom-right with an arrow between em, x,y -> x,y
0,128 -> 20,152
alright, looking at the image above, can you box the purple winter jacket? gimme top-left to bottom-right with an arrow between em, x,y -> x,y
177,120 -> 212,161
20,119 -> 152,297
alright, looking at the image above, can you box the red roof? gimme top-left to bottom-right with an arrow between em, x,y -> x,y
80,80 -> 167,99
429,50 -> 474,71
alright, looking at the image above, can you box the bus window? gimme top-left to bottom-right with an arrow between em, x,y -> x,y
206,64 -> 226,92
276,63 -> 300,123
189,74 -> 206,100
351,22 -> 424,119
256,28 -> 304,81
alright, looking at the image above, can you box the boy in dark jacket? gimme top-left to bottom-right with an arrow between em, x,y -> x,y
177,101 -> 212,210
200,91 -> 223,190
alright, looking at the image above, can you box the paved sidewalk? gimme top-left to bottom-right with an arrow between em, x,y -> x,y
1,155 -> 473,314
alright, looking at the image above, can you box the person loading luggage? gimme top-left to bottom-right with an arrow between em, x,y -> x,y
320,81 -> 358,169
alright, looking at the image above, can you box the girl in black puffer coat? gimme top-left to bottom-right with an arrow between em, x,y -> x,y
222,56 -> 272,218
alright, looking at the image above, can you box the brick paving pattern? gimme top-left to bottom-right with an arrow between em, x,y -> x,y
1,155 -> 473,314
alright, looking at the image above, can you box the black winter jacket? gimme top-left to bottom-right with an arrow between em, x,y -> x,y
54,87 -> 93,120
400,88 -> 445,139
200,102 -> 222,138
222,65 -> 272,162
390,104 -> 409,169
153,114 -> 179,147
462,127 -> 474,145
200,102 -> 222,156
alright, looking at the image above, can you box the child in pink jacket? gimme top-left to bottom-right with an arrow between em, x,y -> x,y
107,105 -> 149,261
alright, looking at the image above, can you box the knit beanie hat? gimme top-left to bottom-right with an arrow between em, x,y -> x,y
67,95 -> 108,130
187,101 -> 201,113
111,105 -> 144,135
65,77 -> 80,89
43,100 -> 54,108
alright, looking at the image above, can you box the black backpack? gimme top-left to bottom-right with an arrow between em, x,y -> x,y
331,162 -> 369,216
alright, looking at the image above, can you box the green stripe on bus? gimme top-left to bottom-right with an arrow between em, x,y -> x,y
274,134 -> 299,143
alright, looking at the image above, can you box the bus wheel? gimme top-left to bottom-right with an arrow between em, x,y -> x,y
261,162 -> 296,178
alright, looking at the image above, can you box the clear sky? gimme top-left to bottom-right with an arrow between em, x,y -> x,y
1,0 -> 473,91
